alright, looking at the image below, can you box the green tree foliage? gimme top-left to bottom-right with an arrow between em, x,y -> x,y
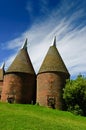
63,75 -> 86,116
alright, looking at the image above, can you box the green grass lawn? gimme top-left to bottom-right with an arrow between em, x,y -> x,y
0,102 -> 86,130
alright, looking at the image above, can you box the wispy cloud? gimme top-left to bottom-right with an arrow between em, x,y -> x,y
2,0 -> 86,79
26,0 -> 49,21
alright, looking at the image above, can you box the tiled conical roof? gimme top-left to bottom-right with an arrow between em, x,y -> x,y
38,37 -> 69,76
0,69 -> 3,80
6,39 -> 35,75
0,63 -> 5,80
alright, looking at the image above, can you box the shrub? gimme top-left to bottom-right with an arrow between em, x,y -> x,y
63,75 -> 86,116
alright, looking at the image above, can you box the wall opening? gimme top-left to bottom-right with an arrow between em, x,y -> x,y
47,95 -> 55,109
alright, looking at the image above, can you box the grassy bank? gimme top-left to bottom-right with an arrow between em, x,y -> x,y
0,102 -> 86,130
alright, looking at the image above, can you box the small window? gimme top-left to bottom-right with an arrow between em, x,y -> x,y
47,96 -> 55,109
7,96 -> 15,103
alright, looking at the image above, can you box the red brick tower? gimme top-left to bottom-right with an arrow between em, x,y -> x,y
37,37 -> 70,109
0,64 -> 5,100
1,39 -> 36,104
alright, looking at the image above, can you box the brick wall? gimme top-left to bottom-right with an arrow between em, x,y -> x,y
0,81 -> 3,99
1,73 -> 36,104
37,72 -> 66,109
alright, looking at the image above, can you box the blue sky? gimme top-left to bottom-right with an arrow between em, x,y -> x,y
0,0 -> 86,79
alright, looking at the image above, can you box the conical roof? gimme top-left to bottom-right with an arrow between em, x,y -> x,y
0,69 -> 3,80
0,64 -> 5,80
38,37 -> 70,77
6,39 -> 35,75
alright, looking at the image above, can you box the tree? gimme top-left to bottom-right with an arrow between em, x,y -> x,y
63,75 -> 86,116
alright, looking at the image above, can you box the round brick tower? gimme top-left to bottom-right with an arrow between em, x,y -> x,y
37,37 -> 70,109
1,39 -> 36,104
0,64 -> 5,100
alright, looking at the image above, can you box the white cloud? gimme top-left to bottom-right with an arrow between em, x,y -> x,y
2,0 -> 86,79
